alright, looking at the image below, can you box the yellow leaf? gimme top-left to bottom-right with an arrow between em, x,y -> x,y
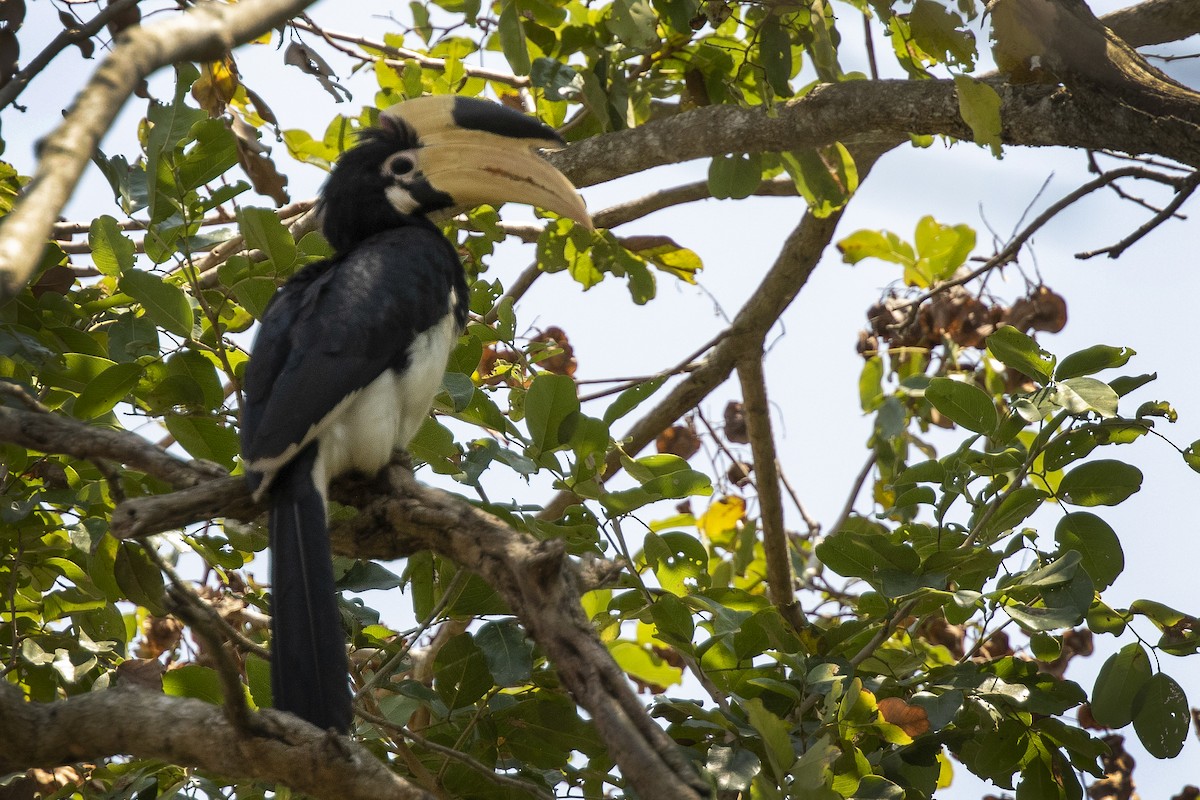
697,495 -> 746,545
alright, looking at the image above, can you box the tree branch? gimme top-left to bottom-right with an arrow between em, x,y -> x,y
0,404 -> 223,489
0,0 -> 321,302
548,80 -> 1200,192
1102,0 -> 1200,47
0,0 -> 144,112
0,684 -> 433,800
736,352 -> 806,632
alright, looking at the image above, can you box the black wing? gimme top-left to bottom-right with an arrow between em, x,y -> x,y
240,223 -> 466,480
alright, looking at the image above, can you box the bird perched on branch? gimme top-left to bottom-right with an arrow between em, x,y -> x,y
239,95 -> 591,732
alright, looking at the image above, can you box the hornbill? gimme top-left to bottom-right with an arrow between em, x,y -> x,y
240,96 -> 591,732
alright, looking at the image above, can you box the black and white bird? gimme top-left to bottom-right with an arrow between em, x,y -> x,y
239,96 -> 591,732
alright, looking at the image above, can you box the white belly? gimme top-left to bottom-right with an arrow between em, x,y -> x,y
311,311 -> 460,493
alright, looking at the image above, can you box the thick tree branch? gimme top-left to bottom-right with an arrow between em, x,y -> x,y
549,80 -> 1200,191
0,684 -> 433,800
0,0 -> 320,302
0,404 -> 222,489
1102,0 -> 1200,47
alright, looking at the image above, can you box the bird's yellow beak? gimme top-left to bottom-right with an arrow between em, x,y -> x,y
381,96 -> 593,230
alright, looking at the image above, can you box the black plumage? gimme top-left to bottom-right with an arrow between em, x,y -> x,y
239,96 -> 589,733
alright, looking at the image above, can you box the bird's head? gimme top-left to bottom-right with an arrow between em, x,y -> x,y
319,96 -> 592,253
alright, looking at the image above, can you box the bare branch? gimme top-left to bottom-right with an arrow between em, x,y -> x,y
0,0 -> 321,302
291,19 -> 529,88
1076,170 -> 1200,258
0,684 -> 433,800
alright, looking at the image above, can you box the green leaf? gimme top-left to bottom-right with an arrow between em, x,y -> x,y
1058,460 -> 1142,506
854,776 -> 906,800
644,531 -> 709,596
232,276 -> 278,320
89,216 -> 136,276
925,377 -> 997,434
524,373 -> 579,454
497,0 -> 531,75
1091,642 -> 1152,728
953,74 -> 1002,157
114,542 -> 167,615
744,696 -> 796,778
1043,428 -> 1098,472
608,640 -> 682,688
706,745 -> 761,793
119,271 -> 194,338
475,618 -> 533,687
837,228 -> 914,267
815,530 -> 920,584
1054,513 -> 1123,591
607,0 -> 659,50
531,57 -> 583,101
758,15 -> 793,96
176,118 -> 239,191
1182,440 -> 1200,473
74,362 -> 143,419
165,414 -> 240,470
1132,672 -> 1189,758
440,371 -> 475,412
603,377 -> 664,425
781,145 -> 859,218
1110,372 -> 1156,397
981,486 -> 1047,538
1056,345 -> 1135,381
163,664 -> 224,704
909,0 -> 975,67
913,215 -> 975,285
987,326 -> 1054,384
337,561 -> 403,591
708,153 -> 762,200
1055,377 -> 1118,418
238,207 -> 297,273
859,356 -> 884,411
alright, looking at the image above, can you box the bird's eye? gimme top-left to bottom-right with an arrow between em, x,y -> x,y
386,155 -> 414,177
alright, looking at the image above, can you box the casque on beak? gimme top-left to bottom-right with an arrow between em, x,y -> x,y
380,96 -> 594,230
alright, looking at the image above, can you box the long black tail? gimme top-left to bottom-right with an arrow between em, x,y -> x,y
268,443 -> 352,732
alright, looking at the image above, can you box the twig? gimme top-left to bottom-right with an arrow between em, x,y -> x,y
827,453 -> 876,538
577,333 -> 723,404
144,545 -> 271,661
355,707 -> 553,799
291,18 -> 529,88
355,570 -> 468,700
892,166 -> 1183,314
776,462 -> 820,537
0,0 -> 143,112
1076,170 -> 1200,258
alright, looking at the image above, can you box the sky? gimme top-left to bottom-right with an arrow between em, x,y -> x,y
6,0 -> 1200,796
